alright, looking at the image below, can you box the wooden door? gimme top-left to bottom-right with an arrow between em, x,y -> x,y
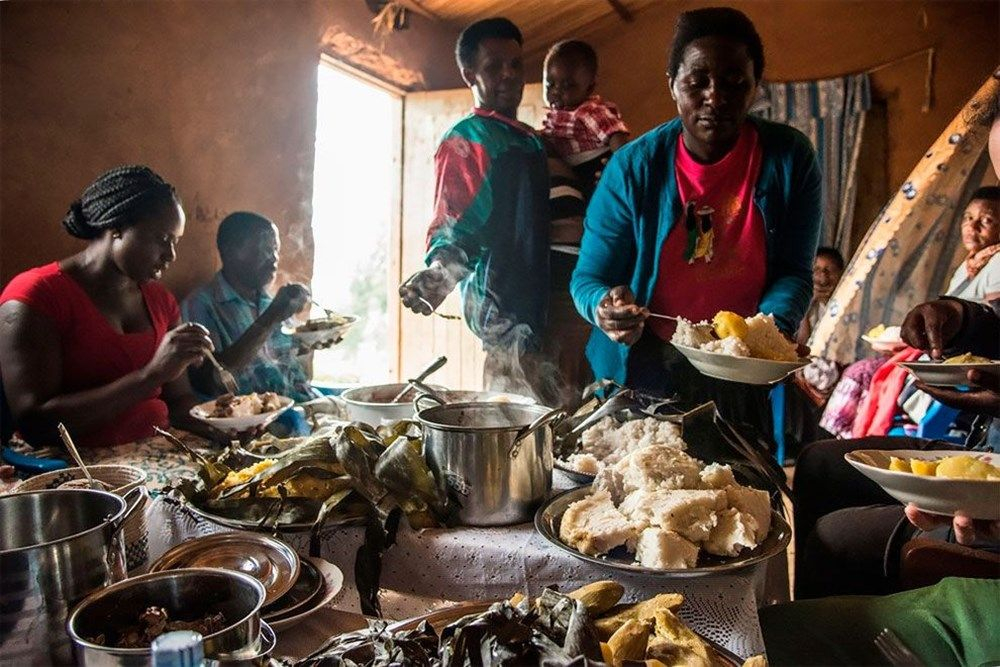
393,84 -> 544,389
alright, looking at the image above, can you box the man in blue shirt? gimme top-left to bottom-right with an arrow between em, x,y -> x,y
182,212 -> 315,402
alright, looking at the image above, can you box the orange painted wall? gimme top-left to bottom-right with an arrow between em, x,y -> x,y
561,0 -> 998,197
2,1 -> 995,295
0,0 -> 462,295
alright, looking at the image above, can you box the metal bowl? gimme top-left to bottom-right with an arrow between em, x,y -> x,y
67,568 -> 266,666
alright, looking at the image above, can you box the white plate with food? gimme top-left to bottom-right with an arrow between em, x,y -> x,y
900,354 -> 1000,387
861,324 -> 904,352
672,343 -> 807,385
846,449 -> 1000,520
282,314 -> 357,350
190,392 -> 293,431
266,557 -> 344,631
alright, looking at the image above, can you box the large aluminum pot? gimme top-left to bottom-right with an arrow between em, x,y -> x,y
0,487 -> 144,665
67,568 -> 266,666
417,401 -> 565,526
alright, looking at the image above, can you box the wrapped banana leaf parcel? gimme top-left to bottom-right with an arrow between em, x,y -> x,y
166,421 -> 459,614
290,588 -> 601,667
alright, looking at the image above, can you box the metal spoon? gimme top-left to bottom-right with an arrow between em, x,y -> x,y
390,355 -> 448,403
56,423 -> 102,490
417,296 -> 461,321
311,299 -> 336,319
645,311 -> 680,322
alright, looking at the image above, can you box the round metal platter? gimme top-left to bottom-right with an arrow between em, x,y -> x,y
181,497 -> 366,533
262,557 -> 324,621
149,533 -> 300,606
266,557 -> 344,631
552,459 -> 596,486
534,487 -> 791,578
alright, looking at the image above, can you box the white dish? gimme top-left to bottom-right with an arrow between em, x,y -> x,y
672,343 -> 807,385
190,395 -> 294,432
899,360 -> 1000,387
845,449 -> 1000,520
282,315 -> 357,350
267,557 -> 344,631
861,334 -> 905,353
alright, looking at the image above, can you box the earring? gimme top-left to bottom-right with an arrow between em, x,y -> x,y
112,231 -> 122,239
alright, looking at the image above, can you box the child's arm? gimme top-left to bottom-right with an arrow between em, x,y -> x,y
608,131 -> 628,152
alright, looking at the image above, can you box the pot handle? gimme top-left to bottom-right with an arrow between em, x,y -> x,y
111,486 -> 147,536
509,408 -> 567,458
413,391 -> 446,414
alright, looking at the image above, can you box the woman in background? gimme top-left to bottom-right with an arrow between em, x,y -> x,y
0,165 -> 213,448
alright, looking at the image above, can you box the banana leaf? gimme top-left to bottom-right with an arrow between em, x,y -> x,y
215,439 -> 340,500
335,424 -> 390,507
375,435 -> 456,528
355,505 -> 402,617
308,484 -> 358,556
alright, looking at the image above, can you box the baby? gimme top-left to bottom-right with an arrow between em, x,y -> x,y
541,39 -> 629,198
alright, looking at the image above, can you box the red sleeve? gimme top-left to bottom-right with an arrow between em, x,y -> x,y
0,263 -> 71,331
581,100 -> 629,143
425,134 -> 491,255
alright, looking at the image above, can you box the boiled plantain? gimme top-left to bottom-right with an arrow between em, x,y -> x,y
567,580 -> 625,616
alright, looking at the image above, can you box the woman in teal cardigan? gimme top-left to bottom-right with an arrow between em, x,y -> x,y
571,8 -> 821,426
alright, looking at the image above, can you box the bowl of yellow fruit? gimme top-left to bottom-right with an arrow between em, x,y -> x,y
844,449 -> 1000,520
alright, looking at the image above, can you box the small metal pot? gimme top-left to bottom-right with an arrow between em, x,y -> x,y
67,568 -> 266,666
417,401 -> 565,526
339,383 -> 447,424
0,487 -> 144,666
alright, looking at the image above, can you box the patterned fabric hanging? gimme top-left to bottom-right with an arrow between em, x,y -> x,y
752,74 -> 871,254
810,72 -> 998,365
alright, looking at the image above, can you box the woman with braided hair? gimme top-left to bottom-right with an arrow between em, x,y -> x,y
0,165 -> 215,447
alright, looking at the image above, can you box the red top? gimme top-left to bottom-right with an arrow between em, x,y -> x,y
0,262 -> 179,447
541,95 -> 629,158
648,123 -> 767,339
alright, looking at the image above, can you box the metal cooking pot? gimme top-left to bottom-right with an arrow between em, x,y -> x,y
67,568 -> 266,667
417,400 -> 565,526
339,382 -> 448,424
0,487 -> 144,666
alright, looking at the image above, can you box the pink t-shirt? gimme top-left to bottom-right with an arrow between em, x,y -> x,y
648,123 -> 767,339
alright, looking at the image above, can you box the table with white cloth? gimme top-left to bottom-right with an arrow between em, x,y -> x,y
77,431 -> 778,660
145,493 -> 773,660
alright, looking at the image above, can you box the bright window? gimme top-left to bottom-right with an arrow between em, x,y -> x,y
309,60 -> 400,386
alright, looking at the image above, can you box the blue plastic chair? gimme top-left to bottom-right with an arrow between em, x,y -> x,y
0,372 -> 68,474
916,400 -> 964,443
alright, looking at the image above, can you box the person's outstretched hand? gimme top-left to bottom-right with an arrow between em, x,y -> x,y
901,299 -> 964,359
905,503 -> 1000,545
265,282 -> 311,323
596,285 -> 646,346
399,262 -> 456,315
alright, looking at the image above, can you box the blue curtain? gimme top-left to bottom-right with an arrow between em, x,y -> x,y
752,74 -> 872,254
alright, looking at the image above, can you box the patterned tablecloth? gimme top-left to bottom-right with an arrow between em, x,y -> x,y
59,430 -> 777,659
144,490 -> 772,659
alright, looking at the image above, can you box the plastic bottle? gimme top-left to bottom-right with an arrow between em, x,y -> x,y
150,630 -> 205,667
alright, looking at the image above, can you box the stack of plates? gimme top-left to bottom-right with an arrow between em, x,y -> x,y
149,533 -> 344,631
